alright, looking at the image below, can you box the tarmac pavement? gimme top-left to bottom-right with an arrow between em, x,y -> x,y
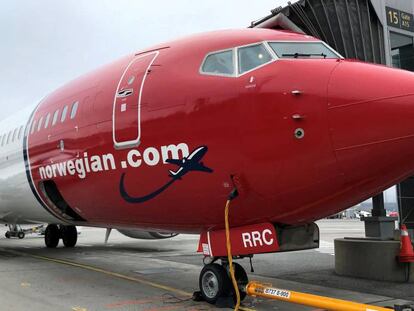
0,219 -> 412,311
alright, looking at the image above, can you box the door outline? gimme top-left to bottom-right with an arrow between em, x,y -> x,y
112,51 -> 159,149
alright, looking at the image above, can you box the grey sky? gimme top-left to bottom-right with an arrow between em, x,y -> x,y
0,0 -> 288,119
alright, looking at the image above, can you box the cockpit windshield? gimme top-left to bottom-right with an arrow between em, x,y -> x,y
200,41 -> 341,78
268,42 -> 340,59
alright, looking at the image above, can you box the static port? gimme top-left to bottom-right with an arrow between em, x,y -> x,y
295,128 -> 305,139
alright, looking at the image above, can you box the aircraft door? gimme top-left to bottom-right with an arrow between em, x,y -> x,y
113,51 -> 159,149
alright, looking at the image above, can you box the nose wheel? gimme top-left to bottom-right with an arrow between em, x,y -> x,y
198,260 -> 248,305
199,264 -> 230,304
44,225 -> 78,248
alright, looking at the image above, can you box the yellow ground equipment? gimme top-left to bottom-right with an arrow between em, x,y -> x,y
246,281 -> 393,311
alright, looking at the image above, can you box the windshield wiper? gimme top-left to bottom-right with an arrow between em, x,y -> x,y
282,53 -> 327,59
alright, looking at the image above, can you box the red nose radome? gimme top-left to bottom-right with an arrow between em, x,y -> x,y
327,61 -> 414,188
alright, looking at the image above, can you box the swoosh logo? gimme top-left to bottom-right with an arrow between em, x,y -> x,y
120,146 -> 213,204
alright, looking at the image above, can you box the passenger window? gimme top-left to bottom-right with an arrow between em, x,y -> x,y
44,113 -> 51,129
70,101 -> 79,119
238,44 -> 273,74
52,110 -> 59,126
37,117 -> 43,132
6,131 -> 11,144
12,128 -> 18,142
268,42 -> 339,59
61,105 -> 68,122
18,126 -> 23,140
31,120 -> 37,134
201,50 -> 234,75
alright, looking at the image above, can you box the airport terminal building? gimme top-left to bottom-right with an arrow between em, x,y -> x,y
253,0 -> 414,228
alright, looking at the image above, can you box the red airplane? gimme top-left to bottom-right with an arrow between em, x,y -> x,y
0,28 -> 413,303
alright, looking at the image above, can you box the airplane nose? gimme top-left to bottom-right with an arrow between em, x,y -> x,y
327,60 -> 414,185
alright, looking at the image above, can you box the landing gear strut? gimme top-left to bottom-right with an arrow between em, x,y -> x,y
44,225 -> 78,248
198,258 -> 248,305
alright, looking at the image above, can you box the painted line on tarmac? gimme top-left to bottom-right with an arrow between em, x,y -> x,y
11,249 -> 191,297
0,248 -> 255,311
105,296 -> 164,309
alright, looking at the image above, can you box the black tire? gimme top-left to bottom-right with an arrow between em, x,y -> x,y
231,262 -> 249,302
199,263 -> 231,304
45,224 -> 60,248
17,232 -> 25,239
61,226 -> 77,248
5,231 -> 10,239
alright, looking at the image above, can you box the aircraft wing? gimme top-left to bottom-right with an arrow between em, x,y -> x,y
192,163 -> 213,173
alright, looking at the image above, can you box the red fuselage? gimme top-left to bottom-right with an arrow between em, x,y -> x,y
23,29 -> 414,233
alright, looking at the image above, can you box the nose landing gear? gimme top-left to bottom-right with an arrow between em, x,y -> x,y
44,224 -> 78,248
198,258 -> 248,306
196,185 -> 250,307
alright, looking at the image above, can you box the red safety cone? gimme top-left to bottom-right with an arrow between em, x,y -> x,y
398,224 -> 414,263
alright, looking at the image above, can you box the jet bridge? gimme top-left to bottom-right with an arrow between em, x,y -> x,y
251,0 -> 386,65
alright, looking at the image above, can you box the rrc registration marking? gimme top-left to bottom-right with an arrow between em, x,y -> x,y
264,288 -> 291,299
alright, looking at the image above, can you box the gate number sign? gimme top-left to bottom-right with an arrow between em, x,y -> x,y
386,7 -> 414,32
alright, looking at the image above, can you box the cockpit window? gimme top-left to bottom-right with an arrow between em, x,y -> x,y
200,41 -> 339,78
201,50 -> 234,76
269,42 -> 339,59
238,43 -> 273,74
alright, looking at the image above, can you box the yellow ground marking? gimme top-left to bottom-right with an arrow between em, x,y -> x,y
3,248 -> 256,311
105,296 -> 164,308
29,253 -> 191,297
